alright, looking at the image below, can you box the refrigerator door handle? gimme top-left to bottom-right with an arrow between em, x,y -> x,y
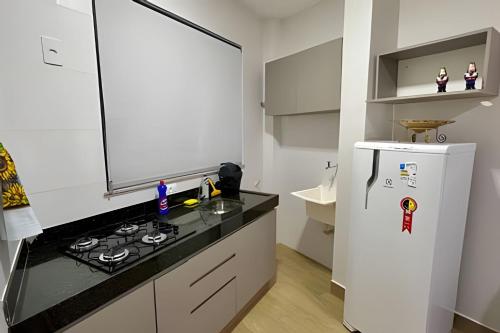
365,150 -> 380,209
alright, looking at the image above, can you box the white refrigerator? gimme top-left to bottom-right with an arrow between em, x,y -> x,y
344,142 -> 476,333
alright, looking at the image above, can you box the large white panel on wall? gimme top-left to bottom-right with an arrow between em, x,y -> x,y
94,0 -> 243,190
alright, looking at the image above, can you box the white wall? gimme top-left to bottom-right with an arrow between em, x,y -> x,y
332,0 -> 398,287
262,0 -> 345,61
262,0 -> 344,268
396,1 -> 500,330
0,0 -> 263,229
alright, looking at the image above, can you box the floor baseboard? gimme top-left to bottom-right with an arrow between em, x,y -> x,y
330,279 -> 345,301
453,313 -> 499,333
329,280 -> 497,333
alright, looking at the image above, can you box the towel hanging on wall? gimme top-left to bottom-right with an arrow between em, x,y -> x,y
0,143 -> 42,240
1,143 -> 29,209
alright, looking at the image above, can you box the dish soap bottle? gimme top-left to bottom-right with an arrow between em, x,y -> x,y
157,180 -> 169,215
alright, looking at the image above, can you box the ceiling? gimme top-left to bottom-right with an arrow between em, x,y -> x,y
236,0 -> 323,19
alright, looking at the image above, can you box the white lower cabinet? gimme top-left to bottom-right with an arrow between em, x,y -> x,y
233,210 -> 276,310
65,282 -> 156,333
65,210 -> 276,333
156,210 -> 276,333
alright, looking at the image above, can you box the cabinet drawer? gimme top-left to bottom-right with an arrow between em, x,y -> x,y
187,252 -> 237,309
156,268 -> 237,333
172,232 -> 237,286
188,277 -> 237,333
155,235 -> 238,333
156,233 -> 237,306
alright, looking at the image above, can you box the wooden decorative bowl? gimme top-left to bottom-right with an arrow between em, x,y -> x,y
399,120 -> 455,133
399,119 -> 456,143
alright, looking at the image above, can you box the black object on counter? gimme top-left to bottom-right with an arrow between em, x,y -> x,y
217,162 -> 242,195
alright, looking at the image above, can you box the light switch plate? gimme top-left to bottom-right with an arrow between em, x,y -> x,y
40,36 -> 63,66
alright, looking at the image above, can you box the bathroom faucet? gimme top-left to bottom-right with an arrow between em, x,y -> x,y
326,161 -> 338,172
325,161 -> 338,189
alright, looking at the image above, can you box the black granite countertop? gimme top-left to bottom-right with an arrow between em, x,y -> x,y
6,190 -> 278,333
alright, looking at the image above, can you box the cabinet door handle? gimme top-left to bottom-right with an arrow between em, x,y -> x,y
190,276 -> 236,314
189,253 -> 236,288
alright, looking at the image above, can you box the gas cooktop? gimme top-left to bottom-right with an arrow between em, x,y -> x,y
61,213 -> 196,274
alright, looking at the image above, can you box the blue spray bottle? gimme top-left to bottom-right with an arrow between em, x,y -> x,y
157,180 -> 169,215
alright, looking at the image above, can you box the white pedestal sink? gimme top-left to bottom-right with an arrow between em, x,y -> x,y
291,185 -> 336,226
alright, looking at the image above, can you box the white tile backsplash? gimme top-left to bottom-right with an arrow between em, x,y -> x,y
28,182 -> 151,228
56,0 -> 93,16
0,71 -> 101,131
2,130 -> 106,194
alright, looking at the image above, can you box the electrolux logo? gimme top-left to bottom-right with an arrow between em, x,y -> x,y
384,178 -> 394,189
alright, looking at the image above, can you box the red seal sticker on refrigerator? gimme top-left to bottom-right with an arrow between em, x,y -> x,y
400,197 -> 418,234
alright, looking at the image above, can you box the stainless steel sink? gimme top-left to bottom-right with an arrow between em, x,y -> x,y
198,199 -> 242,215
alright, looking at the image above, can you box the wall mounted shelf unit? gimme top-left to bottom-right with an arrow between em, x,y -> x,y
369,27 -> 500,104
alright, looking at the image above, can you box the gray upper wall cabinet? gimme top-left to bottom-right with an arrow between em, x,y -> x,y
265,38 -> 343,116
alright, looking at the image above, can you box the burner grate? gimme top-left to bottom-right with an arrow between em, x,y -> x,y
141,231 -> 168,245
99,248 -> 130,264
69,237 -> 99,252
114,223 -> 140,236
61,214 -> 196,274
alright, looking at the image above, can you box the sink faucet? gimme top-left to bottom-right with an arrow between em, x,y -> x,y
325,161 -> 338,189
198,177 -> 209,201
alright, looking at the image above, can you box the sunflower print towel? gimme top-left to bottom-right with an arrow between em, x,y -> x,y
0,143 -> 30,209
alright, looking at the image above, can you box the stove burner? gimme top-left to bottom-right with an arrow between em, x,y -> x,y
98,248 -> 130,265
69,237 -> 99,252
115,223 -> 139,236
61,212 -> 197,274
142,231 -> 168,244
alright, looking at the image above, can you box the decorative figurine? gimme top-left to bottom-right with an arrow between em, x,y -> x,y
464,62 -> 478,90
436,67 -> 449,92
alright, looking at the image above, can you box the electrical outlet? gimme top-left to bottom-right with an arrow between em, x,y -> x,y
168,183 -> 176,194
41,36 -> 63,66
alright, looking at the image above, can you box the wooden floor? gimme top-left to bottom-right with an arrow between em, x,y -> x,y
233,244 -> 348,333
233,244 -> 467,333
